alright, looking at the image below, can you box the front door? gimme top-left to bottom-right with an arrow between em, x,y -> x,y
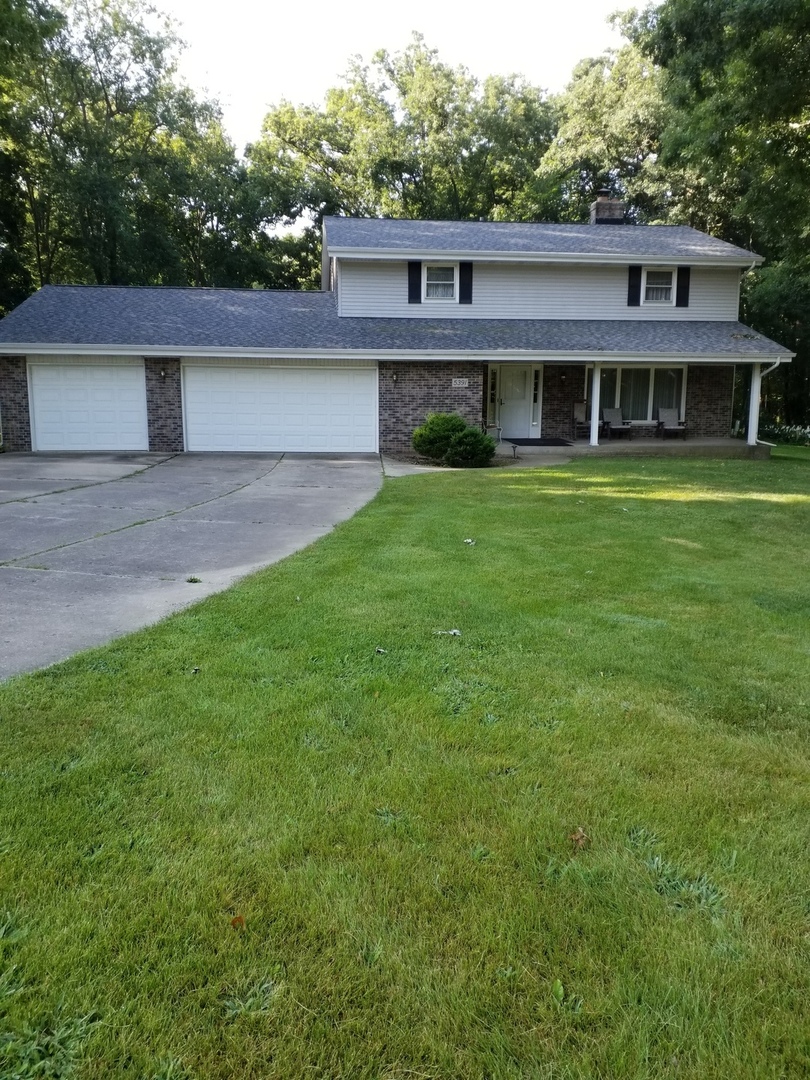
498,365 -> 533,438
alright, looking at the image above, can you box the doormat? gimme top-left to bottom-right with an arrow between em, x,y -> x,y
505,438 -> 573,447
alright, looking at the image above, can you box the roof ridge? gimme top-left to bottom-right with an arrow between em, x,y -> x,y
40,284 -> 328,295
325,216 -> 701,229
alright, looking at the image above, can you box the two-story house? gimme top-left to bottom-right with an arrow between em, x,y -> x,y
0,196 -> 793,454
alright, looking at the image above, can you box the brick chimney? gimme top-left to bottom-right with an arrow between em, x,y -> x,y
589,188 -> 625,225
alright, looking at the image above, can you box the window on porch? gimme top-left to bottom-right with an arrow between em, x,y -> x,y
586,367 -> 684,422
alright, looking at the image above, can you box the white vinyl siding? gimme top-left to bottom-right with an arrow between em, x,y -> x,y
28,358 -> 148,451
182,363 -> 377,452
338,260 -> 740,320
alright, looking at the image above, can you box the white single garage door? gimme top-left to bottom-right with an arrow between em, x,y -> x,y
183,364 -> 378,452
29,362 -> 149,451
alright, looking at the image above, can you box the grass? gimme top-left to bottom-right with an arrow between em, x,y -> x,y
1,455 -> 809,1079
771,444 -> 810,462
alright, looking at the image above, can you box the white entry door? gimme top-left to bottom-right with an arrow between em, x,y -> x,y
29,363 -> 149,451
498,365 -> 533,438
183,364 -> 378,452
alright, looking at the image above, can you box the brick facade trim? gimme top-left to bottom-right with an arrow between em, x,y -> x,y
0,356 -> 32,451
145,358 -> 184,452
378,361 -> 485,453
684,365 -> 734,437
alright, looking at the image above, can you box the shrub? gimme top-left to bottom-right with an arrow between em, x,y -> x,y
412,412 -> 468,459
444,427 -> 496,467
412,413 -> 496,467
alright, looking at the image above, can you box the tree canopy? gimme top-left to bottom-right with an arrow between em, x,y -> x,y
628,0 -> 810,420
247,35 -> 557,223
0,0 -> 299,306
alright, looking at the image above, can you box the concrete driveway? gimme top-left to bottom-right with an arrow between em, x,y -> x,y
0,452 -> 383,679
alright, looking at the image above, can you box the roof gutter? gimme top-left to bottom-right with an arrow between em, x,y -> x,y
9,344 -> 793,363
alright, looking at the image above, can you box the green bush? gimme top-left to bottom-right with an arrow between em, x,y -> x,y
411,412 -> 496,467
412,412 -> 468,459
444,427 -> 496,467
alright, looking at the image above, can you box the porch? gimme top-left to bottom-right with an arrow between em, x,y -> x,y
493,436 -> 771,461
484,361 -> 762,448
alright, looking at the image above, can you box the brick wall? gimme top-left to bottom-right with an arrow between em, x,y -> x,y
378,361 -> 485,452
145,358 -> 184,452
685,365 -> 734,437
541,364 -> 586,439
0,356 -> 32,451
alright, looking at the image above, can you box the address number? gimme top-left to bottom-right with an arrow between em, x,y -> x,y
452,378 -> 469,388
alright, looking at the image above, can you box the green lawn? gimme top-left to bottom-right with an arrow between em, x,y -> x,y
771,444 -> 810,462
1,457 -> 809,1079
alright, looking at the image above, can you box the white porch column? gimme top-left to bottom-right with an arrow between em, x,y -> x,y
590,363 -> 602,446
747,363 -> 762,446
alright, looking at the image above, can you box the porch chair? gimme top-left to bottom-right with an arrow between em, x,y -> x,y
572,400 -> 590,440
601,407 -> 633,440
656,408 -> 687,439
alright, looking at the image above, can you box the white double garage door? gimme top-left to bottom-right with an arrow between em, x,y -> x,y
28,358 -> 379,452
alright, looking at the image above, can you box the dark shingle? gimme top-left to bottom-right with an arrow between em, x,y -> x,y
324,217 -> 761,261
0,285 -> 791,358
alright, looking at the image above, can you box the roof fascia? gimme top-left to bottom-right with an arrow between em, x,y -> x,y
5,343 -> 792,363
328,247 -> 762,268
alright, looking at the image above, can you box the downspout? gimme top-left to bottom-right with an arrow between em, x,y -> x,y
747,358 -> 782,446
739,258 -> 779,445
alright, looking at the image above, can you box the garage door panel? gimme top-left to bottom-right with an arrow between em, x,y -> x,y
183,366 -> 377,452
30,365 -> 149,451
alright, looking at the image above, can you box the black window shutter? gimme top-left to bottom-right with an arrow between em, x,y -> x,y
676,266 -> 691,307
408,261 -> 422,303
459,262 -> 473,304
627,265 -> 642,306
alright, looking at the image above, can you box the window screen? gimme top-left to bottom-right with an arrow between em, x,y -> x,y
652,368 -> 683,416
644,270 -> 673,303
620,368 -> 652,421
425,266 -> 455,299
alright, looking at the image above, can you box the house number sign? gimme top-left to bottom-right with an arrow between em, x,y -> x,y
452,378 -> 469,388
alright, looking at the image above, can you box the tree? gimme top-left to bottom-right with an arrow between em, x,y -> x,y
0,0 -> 64,313
538,43 -> 671,221
248,34 -> 557,225
630,0 -> 810,420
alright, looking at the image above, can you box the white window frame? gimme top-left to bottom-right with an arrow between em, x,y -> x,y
584,364 -> 687,423
423,263 -> 458,302
641,267 -> 676,306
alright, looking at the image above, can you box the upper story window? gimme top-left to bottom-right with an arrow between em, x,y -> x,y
628,265 -> 690,308
643,268 -> 674,304
424,264 -> 457,301
408,260 -> 473,305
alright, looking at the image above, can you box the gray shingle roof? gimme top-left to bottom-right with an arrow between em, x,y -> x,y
324,216 -> 761,262
0,285 -> 791,359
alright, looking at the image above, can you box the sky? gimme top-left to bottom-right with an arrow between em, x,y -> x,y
157,0 -> 627,153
